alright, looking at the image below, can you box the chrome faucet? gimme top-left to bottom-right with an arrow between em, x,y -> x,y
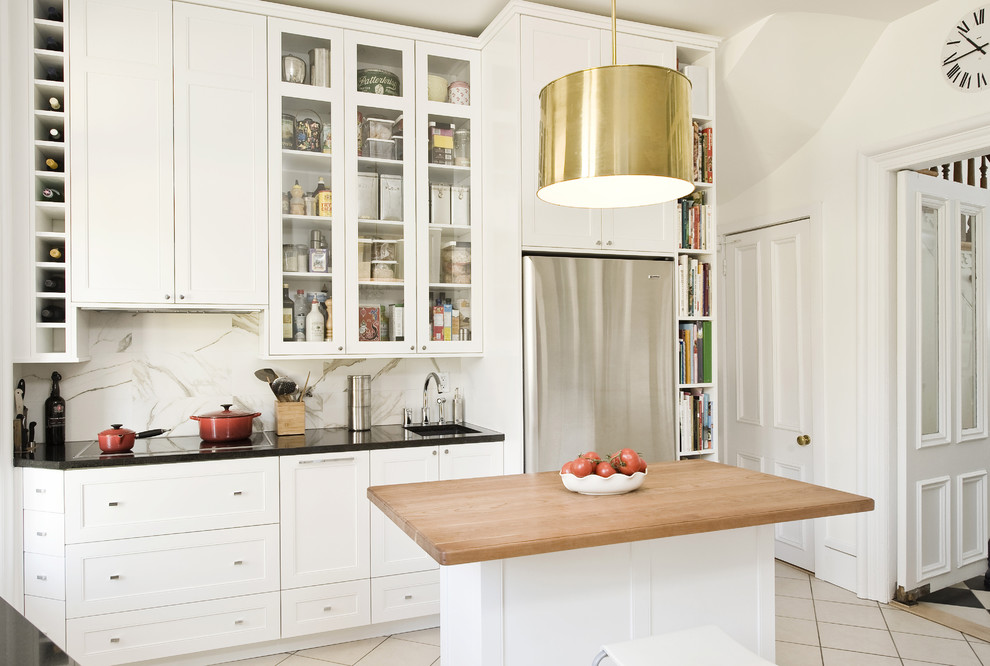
422,372 -> 441,424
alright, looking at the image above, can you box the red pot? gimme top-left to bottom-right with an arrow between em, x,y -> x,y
190,404 -> 261,442
98,424 -> 136,453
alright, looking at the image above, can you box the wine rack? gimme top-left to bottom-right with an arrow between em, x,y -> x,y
23,0 -> 85,359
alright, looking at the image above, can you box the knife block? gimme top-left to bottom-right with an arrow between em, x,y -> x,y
275,401 -> 305,436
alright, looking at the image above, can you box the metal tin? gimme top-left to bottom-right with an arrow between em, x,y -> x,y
379,174 -> 403,221
430,183 -> 451,225
362,138 -> 395,160
347,375 -> 371,431
295,110 -> 322,152
454,129 -> 470,166
357,68 -> 400,96
451,185 -> 470,226
309,47 -> 330,87
357,173 -> 379,220
447,80 -> 470,105
281,113 -> 296,149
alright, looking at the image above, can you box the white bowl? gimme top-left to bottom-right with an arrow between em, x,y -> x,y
560,469 -> 647,495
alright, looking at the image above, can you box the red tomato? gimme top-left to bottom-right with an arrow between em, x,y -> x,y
580,451 -> 603,464
561,460 -> 573,474
570,457 -> 593,478
614,448 -> 641,476
595,461 -> 616,477
638,457 -> 648,473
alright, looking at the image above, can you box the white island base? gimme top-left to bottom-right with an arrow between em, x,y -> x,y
441,525 -> 776,666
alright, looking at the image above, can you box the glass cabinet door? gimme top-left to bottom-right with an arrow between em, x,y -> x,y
415,44 -> 482,353
344,31 -> 417,354
268,20 -> 345,355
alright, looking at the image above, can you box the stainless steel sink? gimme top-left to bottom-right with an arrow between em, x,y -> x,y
404,423 -> 479,437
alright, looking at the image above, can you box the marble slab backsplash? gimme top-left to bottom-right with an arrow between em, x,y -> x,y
14,312 -> 466,444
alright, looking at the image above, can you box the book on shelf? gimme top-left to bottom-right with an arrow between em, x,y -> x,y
678,389 -> 714,453
678,191 -> 713,250
691,122 -> 714,184
677,321 -> 712,384
677,256 -> 711,317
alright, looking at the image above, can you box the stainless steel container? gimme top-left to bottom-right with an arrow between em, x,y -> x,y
348,375 -> 371,431
309,48 -> 330,87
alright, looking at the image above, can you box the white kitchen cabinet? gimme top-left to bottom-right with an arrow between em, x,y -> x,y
520,16 -> 677,254
70,0 -> 267,307
371,569 -> 440,624
279,451 -> 370,589
370,442 -> 502,577
281,579 -> 371,638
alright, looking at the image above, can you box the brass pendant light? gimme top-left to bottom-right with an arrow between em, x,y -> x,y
537,0 -> 695,208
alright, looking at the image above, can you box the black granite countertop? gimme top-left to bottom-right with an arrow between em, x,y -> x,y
12,422 -> 504,470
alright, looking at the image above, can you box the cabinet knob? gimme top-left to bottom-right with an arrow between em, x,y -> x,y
606,240 -> 613,246
165,294 -> 171,300
797,434 -> 811,446
179,294 -> 185,300
595,240 -> 602,246
444,449 -> 449,454
422,345 -> 427,350
432,450 -> 437,456
339,346 -> 344,351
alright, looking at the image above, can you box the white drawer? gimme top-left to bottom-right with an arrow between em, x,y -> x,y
66,524 -> 279,618
24,553 -> 65,600
281,579 -> 371,638
64,457 -> 279,543
67,591 -> 279,666
24,595 -> 66,651
371,570 -> 441,623
22,468 -> 64,513
24,509 -> 65,556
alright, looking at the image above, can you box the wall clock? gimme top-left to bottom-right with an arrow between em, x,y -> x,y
942,5 -> 990,91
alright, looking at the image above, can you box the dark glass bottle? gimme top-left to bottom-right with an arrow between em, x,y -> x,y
44,36 -> 62,51
40,303 -> 65,322
44,371 -> 65,445
41,187 -> 63,202
42,274 -> 65,292
48,127 -> 62,141
46,6 -> 63,21
282,284 -> 293,341
45,66 -> 62,82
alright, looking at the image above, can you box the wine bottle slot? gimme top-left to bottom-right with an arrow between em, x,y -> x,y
48,127 -> 62,142
46,6 -> 63,22
48,97 -> 61,111
40,304 -> 65,323
45,158 -> 60,171
40,187 -> 63,202
45,66 -> 62,82
49,246 -> 64,261
42,275 -> 65,292
44,36 -> 62,51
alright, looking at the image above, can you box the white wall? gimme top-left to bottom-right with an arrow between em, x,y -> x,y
716,0 -> 990,592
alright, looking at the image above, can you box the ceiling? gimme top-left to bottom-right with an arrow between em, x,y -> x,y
265,0 -> 939,38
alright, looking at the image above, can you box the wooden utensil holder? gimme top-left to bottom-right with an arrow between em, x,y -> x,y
275,401 -> 305,436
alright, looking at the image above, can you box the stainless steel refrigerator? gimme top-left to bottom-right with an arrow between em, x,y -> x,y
523,254 -> 677,472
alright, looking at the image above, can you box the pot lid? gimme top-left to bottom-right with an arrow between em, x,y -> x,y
99,423 -> 135,436
194,404 -> 262,419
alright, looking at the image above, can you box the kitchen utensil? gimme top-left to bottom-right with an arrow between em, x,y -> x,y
13,415 -> 23,452
27,422 -> 36,449
190,404 -> 261,442
254,369 -> 280,398
347,375 -> 371,431
98,424 -> 137,453
559,469 -> 647,495
297,371 -> 311,402
15,379 -> 25,417
282,55 -> 306,84
272,377 -> 297,402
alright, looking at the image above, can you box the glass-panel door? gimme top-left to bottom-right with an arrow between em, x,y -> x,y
958,207 -> 985,439
268,20 -> 345,355
344,32 -> 416,354
415,43 -> 482,353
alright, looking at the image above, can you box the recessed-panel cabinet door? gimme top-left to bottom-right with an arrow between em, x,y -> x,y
600,31 -> 679,254
370,447 -> 439,576
173,4 -> 267,305
69,0 -> 174,304
520,17 -> 603,250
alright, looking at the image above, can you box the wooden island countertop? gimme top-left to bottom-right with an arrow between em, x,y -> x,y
367,459 -> 874,566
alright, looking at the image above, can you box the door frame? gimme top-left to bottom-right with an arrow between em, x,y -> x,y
858,113 -> 990,602
718,204 -> 826,572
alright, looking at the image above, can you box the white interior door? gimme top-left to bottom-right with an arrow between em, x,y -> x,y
896,171 -> 990,599
724,219 -> 818,570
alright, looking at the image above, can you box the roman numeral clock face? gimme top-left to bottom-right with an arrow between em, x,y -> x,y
943,6 -> 990,91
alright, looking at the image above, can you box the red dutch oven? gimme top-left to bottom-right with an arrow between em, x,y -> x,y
98,424 -> 136,453
190,404 -> 261,442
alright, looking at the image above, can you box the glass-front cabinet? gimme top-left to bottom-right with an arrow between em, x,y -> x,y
268,20 -> 346,355
415,44 -> 481,354
344,31 -> 417,355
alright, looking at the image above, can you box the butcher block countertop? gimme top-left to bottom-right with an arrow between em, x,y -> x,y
367,459 -> 874,566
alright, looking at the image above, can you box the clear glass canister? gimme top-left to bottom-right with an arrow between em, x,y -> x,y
454,129 -> 470,167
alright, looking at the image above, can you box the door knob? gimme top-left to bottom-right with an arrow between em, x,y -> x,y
796,434 -> 811,446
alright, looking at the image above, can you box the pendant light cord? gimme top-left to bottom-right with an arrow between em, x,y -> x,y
611,0 -> 617,65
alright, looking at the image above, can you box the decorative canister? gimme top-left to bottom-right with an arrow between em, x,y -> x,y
447,81 -> 470,105
454,128 -> 470,166
281,113 -> 296,149
282,55 -> 306,83
309,47 -> 330,87
295,110 -> 322,152
321,124 -> 332,153
371,239 -> 397,261
427,74 -> 448,102
371,261 -> 396,280
441,242 -> 471,284
357,69 -> 400,96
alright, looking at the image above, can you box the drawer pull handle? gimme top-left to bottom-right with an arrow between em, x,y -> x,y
404,594 -> 413,600
323,606 -> 333,612
110,638 -> 120,644
36,575 -> 47,581
233,560 -> 243,566
36,531 -> 47,537
108,501 -> 118,507
110,575 -> 120,580
234,619 -> 244,625
233,491 -> 243,496
298,457 -> 355,465
35,488 -> 46,494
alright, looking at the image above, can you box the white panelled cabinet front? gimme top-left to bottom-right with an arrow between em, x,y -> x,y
70,0 -> 267,306
280,452 -> 371,589
519,17 -> 677,254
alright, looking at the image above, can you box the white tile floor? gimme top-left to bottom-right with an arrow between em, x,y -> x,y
212,628 -> 440,666
775,560 -> 990,665
214,562 -> 990,666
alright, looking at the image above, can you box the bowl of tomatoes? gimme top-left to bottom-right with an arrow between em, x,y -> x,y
559,449 -> 648,496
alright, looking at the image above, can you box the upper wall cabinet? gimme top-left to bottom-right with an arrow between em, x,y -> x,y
70,0 -> 267,307
519,17 -> 677,254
